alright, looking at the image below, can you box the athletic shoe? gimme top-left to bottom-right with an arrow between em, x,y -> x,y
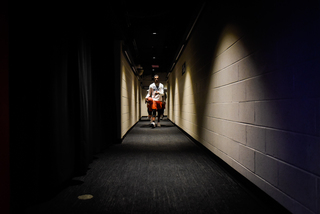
157,122 -> 161,127
151,122 -> 156,128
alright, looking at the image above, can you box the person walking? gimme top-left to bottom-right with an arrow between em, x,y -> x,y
147,74 -> 164,128
145,89 -> 153,125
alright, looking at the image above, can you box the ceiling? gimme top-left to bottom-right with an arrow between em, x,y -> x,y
108,1 -> 207,78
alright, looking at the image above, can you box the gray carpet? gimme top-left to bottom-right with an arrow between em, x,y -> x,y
26,119 -> 288,214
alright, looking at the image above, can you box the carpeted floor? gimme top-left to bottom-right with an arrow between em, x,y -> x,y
26,119 -> 289,214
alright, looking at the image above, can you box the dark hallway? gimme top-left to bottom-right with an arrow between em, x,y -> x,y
25,119 -> 288,214
2,1 -> 320,214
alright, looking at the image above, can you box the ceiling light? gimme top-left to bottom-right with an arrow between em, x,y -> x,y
153,32 -> 157,35
124,51 -> 131,64
153,57 -> 156,59
175,44 -> 185,61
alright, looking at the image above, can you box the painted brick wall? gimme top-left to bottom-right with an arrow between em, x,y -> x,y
120,46 -> 141,138
167,2 -> 320,214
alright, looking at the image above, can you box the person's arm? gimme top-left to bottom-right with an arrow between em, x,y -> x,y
145,90 -> 150,99
158,84 -> 164,96
145,89 -> 152,102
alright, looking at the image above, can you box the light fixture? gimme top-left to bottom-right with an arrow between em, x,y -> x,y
175,44 -> 185,61
153,32 -> 157,35
170,62 -> 176,71
124,51 -> 131,64
153,57 -> 156,59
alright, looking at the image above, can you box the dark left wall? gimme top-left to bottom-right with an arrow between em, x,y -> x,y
0,0 -> 10,214
9,2 -> 119,212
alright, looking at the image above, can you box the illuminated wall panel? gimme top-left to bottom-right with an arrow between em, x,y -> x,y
120,46 -> 140,138
167,2 -> 320,214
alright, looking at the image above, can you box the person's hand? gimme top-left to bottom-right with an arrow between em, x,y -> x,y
155,91 -> 159,95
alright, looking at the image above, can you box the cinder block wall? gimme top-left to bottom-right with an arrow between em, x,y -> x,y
167,2 -> 320,214
120,46 -> 141,138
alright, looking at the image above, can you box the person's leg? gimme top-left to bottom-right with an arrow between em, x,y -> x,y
156,101 -> 162,126
151,100 -> 157,123
161,103 -> 165,119
158,109 -> 163,122
147,102 -> 152,123
148,110 -> 152,124
151,109 -> 157,128
157,110 -> 162,127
